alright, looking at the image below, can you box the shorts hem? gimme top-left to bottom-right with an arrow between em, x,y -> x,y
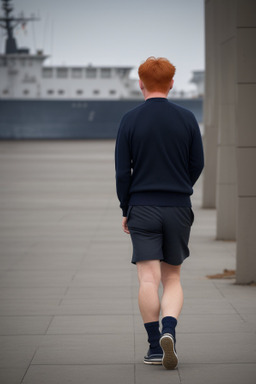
160,255 -> 189,266
131,256 -> 164,265
131,254 -> 189,266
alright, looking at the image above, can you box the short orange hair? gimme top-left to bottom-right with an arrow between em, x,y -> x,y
138,56 -> 176,93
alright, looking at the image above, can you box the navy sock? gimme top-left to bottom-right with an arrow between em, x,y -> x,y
144,321 -> 162,354
161,316 -> 177,341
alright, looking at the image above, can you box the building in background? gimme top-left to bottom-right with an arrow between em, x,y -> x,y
190,70 -> 205,97
203,0 -> 256,284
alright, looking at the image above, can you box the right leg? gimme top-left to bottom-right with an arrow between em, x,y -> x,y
136,260 -> 163,364
136,260 -> 161,323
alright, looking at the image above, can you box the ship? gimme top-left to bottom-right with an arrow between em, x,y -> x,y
0,0 -> 203,139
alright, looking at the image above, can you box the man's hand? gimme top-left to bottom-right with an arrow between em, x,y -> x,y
122,217 -> 130,234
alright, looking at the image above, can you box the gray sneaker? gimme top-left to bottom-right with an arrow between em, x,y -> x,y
159,333 -> 178,369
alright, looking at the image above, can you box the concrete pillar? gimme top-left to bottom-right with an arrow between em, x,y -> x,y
215,0 -> 237,240
236,0 -> 256,283
202,0 -> 219,208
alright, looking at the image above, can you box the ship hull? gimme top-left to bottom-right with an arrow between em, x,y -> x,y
0,98 -> 203,139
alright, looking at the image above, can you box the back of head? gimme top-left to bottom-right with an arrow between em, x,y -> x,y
138,57 -> 176,93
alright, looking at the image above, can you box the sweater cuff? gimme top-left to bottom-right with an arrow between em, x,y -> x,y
122,207 -> 128,217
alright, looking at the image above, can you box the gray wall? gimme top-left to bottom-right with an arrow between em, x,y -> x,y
203,0 -> 256,283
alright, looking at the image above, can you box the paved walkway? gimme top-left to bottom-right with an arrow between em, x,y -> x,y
0,140 -> 255,384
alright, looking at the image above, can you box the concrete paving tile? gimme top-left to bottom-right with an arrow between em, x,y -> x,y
0,335 -> 43,368
214,281 -> 256,300
22,364 -> 134,384
30,239 -> 91,253
0,253 -> 25,269
182,286 -> 224,299
71,269 -> 132,287
177,332 -> 256,364
177,313 -> 254,333
0,298 -> 60,316
230,300 -> 256,314
0,287 -> 66,300
56,297 -> 133,315
0,225 -> 97,239
0,316 -> 52,335
0,196 -> 111,210
22,248 -> 87,258
0,270 -> 74,288
182,298 -> 237,315
87,243 -> 130,254
0,368 -> 27,384
80,260 -> 131,269
135,363 -> 180,384
10,254 -> 84,270
32,334 -> 134,365
0,240 -> 32,255
65,286 -> 132,299
0,209 -> 68,226
178,363 -> 256,384
240,314 -> 256,332
47,315 -> 134,334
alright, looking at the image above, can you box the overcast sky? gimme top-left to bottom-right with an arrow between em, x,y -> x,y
1,0 -> 204,91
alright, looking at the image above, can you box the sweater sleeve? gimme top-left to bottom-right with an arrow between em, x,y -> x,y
115,118 -> 132,216
189,118 -> 204,186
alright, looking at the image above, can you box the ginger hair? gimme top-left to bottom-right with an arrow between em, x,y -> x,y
138,56 -> 176,93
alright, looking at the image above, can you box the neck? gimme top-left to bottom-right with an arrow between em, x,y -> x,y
144,91 -> 169,100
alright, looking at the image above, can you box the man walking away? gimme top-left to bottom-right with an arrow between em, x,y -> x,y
115,57 -> 204,369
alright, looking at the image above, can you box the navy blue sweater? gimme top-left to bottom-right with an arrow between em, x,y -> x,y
115,97 -> 204,216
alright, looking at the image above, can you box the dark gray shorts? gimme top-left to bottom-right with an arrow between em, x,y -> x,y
127,206 -> 194,265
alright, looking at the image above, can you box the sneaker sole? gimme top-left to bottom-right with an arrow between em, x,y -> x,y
143,359 -> 162,365
160,334 -> 178,370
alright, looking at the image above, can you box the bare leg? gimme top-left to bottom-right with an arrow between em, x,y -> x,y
136,260 -> 161,323
161,263 -> 183,319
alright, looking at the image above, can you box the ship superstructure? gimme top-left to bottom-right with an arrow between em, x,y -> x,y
0,0 -> 141,100
0,57 -> 141,100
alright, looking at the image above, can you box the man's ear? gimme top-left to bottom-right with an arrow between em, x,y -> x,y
170,79 -> 174,90
139,79 -> 144,90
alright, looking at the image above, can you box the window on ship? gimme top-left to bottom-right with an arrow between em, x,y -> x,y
101,68 -> 111,78
116,68 -> 127,78
86,68 -> 97,78
47,90 -> 54,95
42,68 -> 53,78
76,90 -> 83,95
72,68 -> 82,78
23,89 -> 29,95
57,68 -> 68,78
58,90 -> 65,95
93,90 -> 100,95
109,90 -> 117,95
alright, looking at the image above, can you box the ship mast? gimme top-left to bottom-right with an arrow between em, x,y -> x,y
0,0 -> 39,54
